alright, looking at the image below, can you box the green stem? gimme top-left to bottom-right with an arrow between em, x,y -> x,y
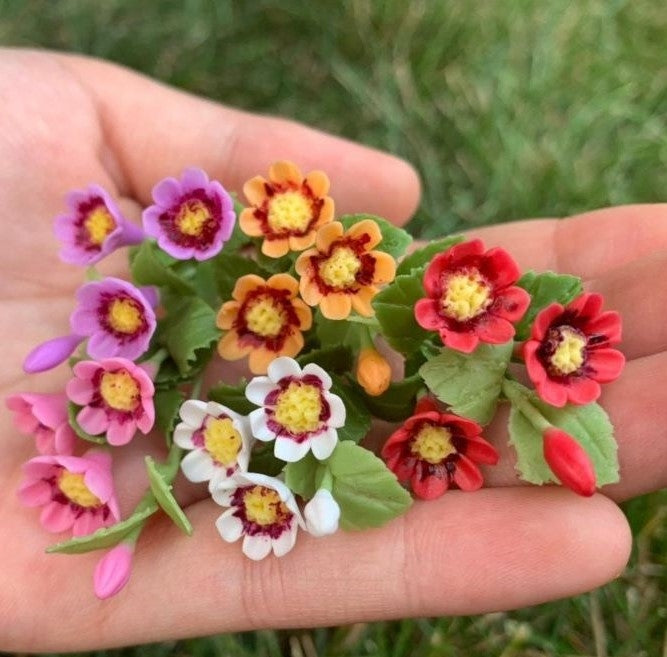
501,379 -> 552,433
347,315 -> 381,329
189,372 -> 205,400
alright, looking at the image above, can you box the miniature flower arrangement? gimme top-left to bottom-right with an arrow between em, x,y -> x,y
8,161 -> 624,599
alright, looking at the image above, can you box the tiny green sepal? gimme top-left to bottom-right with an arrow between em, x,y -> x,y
67,402 -> 107,445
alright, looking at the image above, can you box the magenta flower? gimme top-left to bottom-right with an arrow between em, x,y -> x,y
142,167 -> 236,260
6,393 -> 76,455
71,277 -> 157,360
18,449 -> 120,536
54,185 -> 144,266
66,358 -> 155,446
93,543 -> 134,599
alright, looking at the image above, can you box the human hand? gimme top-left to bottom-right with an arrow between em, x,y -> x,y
1,48 -> 664,651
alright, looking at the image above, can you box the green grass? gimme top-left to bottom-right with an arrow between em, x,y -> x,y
1,0 -> 665,655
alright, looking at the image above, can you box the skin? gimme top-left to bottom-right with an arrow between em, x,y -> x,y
0,48 -> 665,651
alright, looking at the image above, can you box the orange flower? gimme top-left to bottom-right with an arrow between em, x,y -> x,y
239,161 -> 334,258
356,347 -> 392,396
216,274 -> 312,374
295,220 -> 397,320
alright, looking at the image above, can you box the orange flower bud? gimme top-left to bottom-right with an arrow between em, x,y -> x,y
356,347 -> 391,396
543,428 -> 596,497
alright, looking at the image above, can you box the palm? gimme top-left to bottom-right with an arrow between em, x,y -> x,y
1,49 -> 665,651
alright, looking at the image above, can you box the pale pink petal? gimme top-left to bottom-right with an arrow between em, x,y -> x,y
77,406 -> 109,436
40,502 -> 75,533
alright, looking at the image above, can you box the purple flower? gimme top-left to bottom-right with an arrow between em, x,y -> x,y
54,185 -> 144,266
70,278 -> 157,361
142,167 -> 236,261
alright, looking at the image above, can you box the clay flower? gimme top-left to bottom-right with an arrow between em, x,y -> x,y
523,292 -> 624,406
543,428 -> 596,497
216,274 -> 312,374
414,239 -> 530,353
381,398 -> 498,499
245,357 -> 345,462
6,393 -> 76,455
18,449 -> 120,536
174,399 -> 252,490
54,184 -> 144,266
213,472 -> 305,560
240,160 -> 334,257
142,167 -> 235,261
66,358 -> 155,446
295,220 -> 396,319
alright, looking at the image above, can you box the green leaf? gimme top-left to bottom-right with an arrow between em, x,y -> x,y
212,253 -> 261,302
46,504 -> 157,554
331,375 -> 372,444
339,213 -> 412,260
359,373 -> 425,422
396,235 -> 464,275
505,380 -> 620,486
315,313 -> 366,351
284,452 -> 322,499
130,240 -> 196,295
297,344 -> 354,373
419,342 -> 513,424
373,270 -> 431,355
145,456 -> 193,535
515,271 -> 583,341
67,402 -> 107,445
327,441 -> 412,530
154,388 -> 185,445
160,297 -> 221,375
248,443 -> 285,477
208,380 -> 256,415
255,249 -> 296,275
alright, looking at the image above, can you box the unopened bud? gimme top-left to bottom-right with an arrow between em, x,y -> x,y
356,347 -> 391,396
93,543 -> 134,600
304,489 -> 340,537
543,428 -> 596,497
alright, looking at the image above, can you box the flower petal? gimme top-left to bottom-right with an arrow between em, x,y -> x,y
249,409 -> 275,441
411,472 -> 448,500
272,524 -> 298,557
242,534 -> 273,561
268,356 -> 302,383
567,377 -> 601,405
216,510 -> 244,543
320,293 -> 352,320
40,502 -> 75,533
179,400 -> 208,428
304,170 -> 330,197
310,429 -> 338,460
587,348 -> 625,383
77,406 -> 108,436
452,455 -> 484,491
315,222 -> 344,252
262,238 -> 290,258
274,437 -> 311,462
181,449 -> 216,483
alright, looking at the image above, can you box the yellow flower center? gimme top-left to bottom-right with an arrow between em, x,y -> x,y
441,271 -> 491,322
243,485 -> 289,526
267,190 -> 312,233
319,246 -> 361,289
57,470 -> 102,508
204,417 -> 242,466
107,298 -> 144,334
551,328 -> 586,375
99,370 -> 140,412
411,425 -> 456,464
245,296 -> 287,337
84,206 -> 116,245
176,200 -> 211,236
274,382 -> 322,434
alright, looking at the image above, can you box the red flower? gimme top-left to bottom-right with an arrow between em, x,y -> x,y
543,428 -> 596,496
414,239 -> 530,353
523,293 -> 624,407
381,398 -> 498,499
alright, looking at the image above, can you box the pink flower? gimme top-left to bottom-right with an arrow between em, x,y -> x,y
18,449 -> 120,536
523,293 -> 625,406
66,358 -> 155,446
54,184 -> 144,266
414,239 -> 530,353
142,167 -> 236,261
93,543 -> 134,599
543,428 -> 596,496
5,393 -> 75,455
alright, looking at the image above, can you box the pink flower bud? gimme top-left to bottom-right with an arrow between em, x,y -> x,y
543,428 -> 596,497
93,543 -> 134,600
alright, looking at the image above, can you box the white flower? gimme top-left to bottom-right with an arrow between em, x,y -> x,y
174,399 -> 252,491
245,357 -> 346,462
304,488 -> 340,537
213,472 -> 305,560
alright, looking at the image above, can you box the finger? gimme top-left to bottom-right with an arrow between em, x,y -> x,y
54,52 -> 421,225
485,351 -> 667,500
469,204 -> 667,280
1,487 -> 629,651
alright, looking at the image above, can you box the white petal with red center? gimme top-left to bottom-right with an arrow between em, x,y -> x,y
274,436 -> 311,462
216,510 -> 244,543
211,485 -> 236,507
174,424 -> 197,449
249,408 -> 275,441
326,393 -> 346,428
272,523 -> 298,557
242,534 -> 272,561
310,428 -> 338,460
181,449 -> 217,483
179,399 -> 208,427
267,356 -> 302,383
245,376 -> 276,405
301,362 -> 331,389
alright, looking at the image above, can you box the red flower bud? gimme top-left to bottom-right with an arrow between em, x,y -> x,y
543,428 -> 596,497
